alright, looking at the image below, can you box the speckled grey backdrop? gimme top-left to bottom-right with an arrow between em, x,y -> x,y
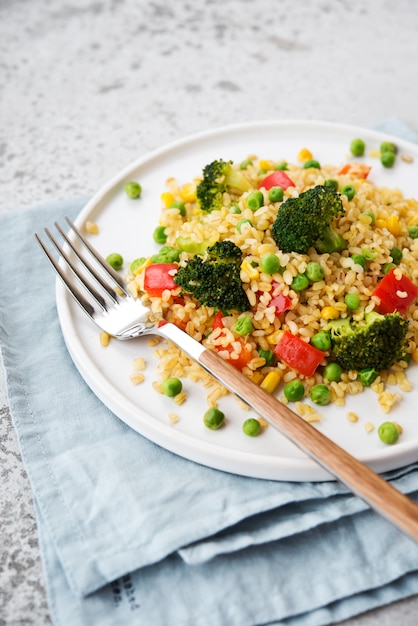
1,1 -> 418,624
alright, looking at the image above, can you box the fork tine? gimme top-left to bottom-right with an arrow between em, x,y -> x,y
35,233 -> 96,318
65,216 -> 129,296
54,221 -> 119,303
44,227 -> 108,311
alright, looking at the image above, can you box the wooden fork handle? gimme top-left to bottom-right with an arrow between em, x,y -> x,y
199,348 -> 418,544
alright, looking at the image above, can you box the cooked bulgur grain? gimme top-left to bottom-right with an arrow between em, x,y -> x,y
85,220 -> 99,235
346,412 -> 359,423
130,152 -> 418,428
130,373 -> 145,385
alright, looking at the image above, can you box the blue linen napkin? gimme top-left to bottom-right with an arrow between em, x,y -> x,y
1,119 -> 418,625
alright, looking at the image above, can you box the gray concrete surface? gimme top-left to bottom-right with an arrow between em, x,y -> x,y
1,1 -> 418,624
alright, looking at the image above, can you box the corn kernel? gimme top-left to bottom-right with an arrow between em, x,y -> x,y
320,306 -> 339,320
375,218 -> 387,229
386,215 -> 402,236
259,159 -> 276,171
85,220 -> 99,235
161,191 -> 175,208
267,330 -> 282,345
99,331 -> 110,347
133,257 -> 151,276
297,148 -> 313,162
260,371 -> 282,394
241,260 -> 260,280
180,183 -> 196,203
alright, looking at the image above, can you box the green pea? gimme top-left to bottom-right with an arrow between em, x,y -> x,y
390,246 -> 403,265
310,384 -> 331,406
324,178 -> 339,191
242,418 -> 261,437
204,407 -> 225,430
358,367 -> 378,387
170,200 -> 186,216
260,253 -> 281,275
363,210 -> 375,226
247,190 -> 264,211
283,380 -> 305,402
306,261 -> 324,282
382,262 -> 396,275
268,186 -> 284,203
229,205 -> 241,214
291,273 -> 309,291
130,257 -> 146,273
275,161 -> 288,170
124,181 -> 142,199
380,141 -> 397,154
240,159 -> 253,170
106,252 -> 123,270
341,185 -> 356,200
161,377 -> 183,398
381,151 -> 396,168
323,362 -> 342,382
351,254 -> 366,270
233,316 -> 253,336
311,331 -> 331,351
408,225 -> 418,239
378,421 -> 400,445
237,218 -> 253,233
303,159 -> 321,169
350,138 -> 366,157
258,348 -> 275,366
344,292 -> 360,310
153,226 -> 167,244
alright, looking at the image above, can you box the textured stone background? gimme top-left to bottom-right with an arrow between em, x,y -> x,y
1,0 -> 418,624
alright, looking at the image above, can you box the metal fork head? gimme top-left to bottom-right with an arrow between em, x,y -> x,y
35,217 -> 154,339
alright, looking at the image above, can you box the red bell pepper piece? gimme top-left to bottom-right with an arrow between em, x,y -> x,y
372,268 -> 418,315
258,170 -> 295,191
337,163 -> 371,179
211,311 -> 253,370
274,331 -> 325,377
143,263 -> 178,297
212,310 -> 225,330
224,342 -> 253,370
270,293 -> 292,316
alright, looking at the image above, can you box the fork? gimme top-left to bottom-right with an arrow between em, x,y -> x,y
36,217 -> 418,543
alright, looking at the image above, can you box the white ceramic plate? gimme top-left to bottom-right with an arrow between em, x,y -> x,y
56,120 -> 418,481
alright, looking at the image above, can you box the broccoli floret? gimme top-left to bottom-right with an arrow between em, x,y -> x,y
272,185 -> 346,254
196,159 -> 253,213
173,240 -> 249,312
324,311 -> 409,371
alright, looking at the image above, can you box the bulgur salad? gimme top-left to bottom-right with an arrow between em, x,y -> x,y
93,133 -> 418,450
